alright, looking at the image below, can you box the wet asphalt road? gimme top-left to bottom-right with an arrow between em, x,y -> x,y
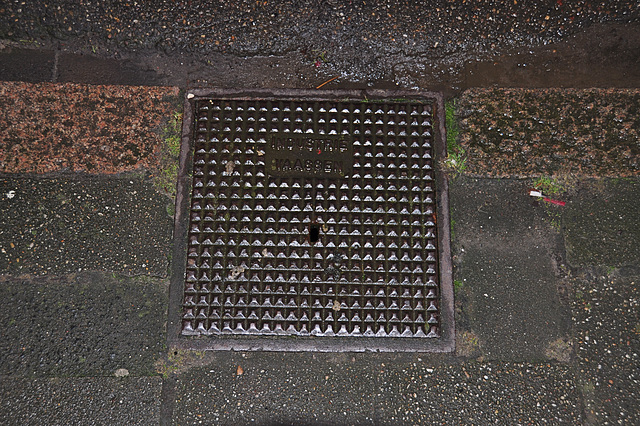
1,1 -> 640,92
3,0 -> 637,58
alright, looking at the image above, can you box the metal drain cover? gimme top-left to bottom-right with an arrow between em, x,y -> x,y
169,89 -> 454,352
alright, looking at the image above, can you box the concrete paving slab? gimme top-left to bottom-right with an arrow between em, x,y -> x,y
0,174 -> 172,276
459,245 -> 572,361
171,352 -> 378,425
449,177 -> 553,243
450,178 -> 571,360
563,179 -> 640,267
0,272 -> 168,377
0,377 -> 162,425
572,269 -> 640,425
375,361 -> 582,424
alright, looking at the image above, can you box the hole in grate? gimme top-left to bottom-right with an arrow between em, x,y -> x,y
309,224 -> 320,243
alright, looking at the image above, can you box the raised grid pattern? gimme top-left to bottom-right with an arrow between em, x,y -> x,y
182,98 -> 440,338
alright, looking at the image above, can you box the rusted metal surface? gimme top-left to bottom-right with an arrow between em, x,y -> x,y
170,89 -> 454,352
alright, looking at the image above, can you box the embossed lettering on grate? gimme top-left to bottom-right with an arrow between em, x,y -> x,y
180,92 -> 452,349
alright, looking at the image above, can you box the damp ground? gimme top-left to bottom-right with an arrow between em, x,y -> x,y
1,2 -> 640,424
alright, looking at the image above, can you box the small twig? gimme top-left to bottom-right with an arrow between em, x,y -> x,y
315,76 -> 340,89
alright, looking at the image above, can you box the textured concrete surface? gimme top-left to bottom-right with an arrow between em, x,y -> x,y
450,177 -> 572,361
172,352 -> 379,425
563,179 -> 640,267
571,269 -> 640,425
0,174 -> 173,276
459,245 -> 571,361
0,272 -> 168,377
376,361 -> 581,424
170,353 -> 582,425
0,377 -> 162,425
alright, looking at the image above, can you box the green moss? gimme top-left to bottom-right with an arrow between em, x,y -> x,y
153,111 -> 183,197
456,330 -> 481,357
155,348 -> 206,378
549,217 -> 561,231
165,111 -> 182,157
450,218 -> 456,240
444,99 -> 467,176
462,331 -> 479,347
166,202 -> 176,218
533,176 -> 568,230
156,162 -> 178,197
19,39 -> 41,46
445,100 -> 458,152
312,49 -> 328,63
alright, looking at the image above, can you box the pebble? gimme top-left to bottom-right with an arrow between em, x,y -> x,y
114,368 -> 129,377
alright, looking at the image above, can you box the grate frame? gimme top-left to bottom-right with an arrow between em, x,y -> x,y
168,88 -> 454,352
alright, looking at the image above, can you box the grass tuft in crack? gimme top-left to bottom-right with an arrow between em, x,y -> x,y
454,279 -> 464,294
444,99 -> 467,176
533,176 -> 564,195
533,175 -> 568,230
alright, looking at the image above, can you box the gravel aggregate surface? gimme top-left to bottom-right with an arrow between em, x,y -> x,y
571,269 -> 640,425
457,89 -> 640,178
0,82 -> 179,174
0,377 -> 162,425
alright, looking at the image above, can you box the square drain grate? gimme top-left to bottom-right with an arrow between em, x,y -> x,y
169,89 -> 454,352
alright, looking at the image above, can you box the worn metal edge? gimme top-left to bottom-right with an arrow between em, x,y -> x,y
166,94 -> 195,345
433,93 -> 456,353
167,88 -> 455,353
184,87 -> 443,103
